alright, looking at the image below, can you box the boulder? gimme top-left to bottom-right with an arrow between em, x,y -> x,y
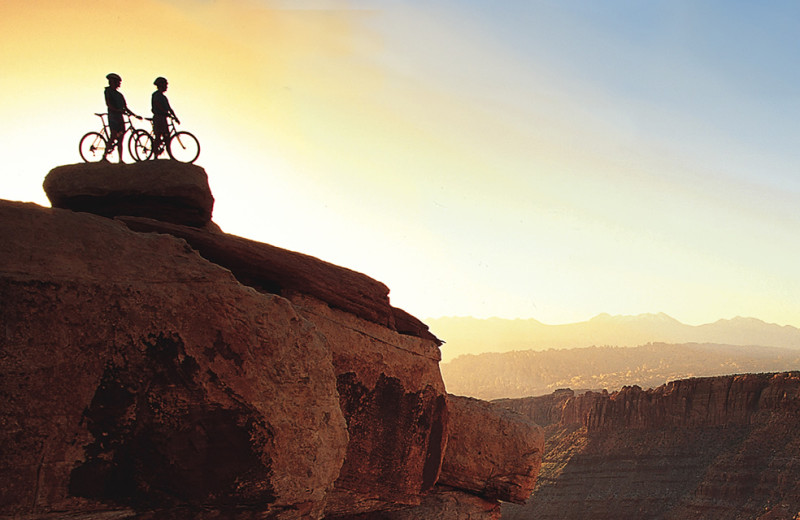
0,200 -> 348,519
43,161 -> 214,227
438,395 -> 544,504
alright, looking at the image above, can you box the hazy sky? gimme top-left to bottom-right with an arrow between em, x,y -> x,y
2,0 -> 799,327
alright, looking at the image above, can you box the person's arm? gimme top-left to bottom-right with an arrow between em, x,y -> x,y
121,95 -> 142,119
125,106 -> 142,119
163,96 -> 180,124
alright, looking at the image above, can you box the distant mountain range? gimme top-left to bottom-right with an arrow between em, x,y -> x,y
427,313 -> 800,363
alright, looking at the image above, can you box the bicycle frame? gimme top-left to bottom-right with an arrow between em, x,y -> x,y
95,113 -> 139,145
135,116 -> 200,163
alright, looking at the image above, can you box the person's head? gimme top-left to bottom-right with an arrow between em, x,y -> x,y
106,73 -> 121,88
154,76 -> 168,92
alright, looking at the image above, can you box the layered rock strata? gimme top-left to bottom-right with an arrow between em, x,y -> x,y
500,373 -> 800,520
117,216 -> 436,342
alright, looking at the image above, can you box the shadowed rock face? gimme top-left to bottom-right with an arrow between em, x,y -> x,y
328,486 -> 501,520
43,161 -> 214,227
0,200 -> 347,518
288,295 -> 449,516
68,332 -> 275,508
438,396 -> 544,504
0,199 -> 456,519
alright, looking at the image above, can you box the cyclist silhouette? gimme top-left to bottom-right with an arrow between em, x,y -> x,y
151,77 -> 180,156
104,73 -> 141,162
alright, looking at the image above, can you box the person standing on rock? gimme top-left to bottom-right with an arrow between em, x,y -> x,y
151,77 -> 180,158
104,73 -> 141,162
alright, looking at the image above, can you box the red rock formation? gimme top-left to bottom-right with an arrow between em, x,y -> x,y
3,161 -> 543,520
500,373 -> 800,520
333,486 -> 501,520
0,200 -> 348,518
562,373 -> 797,431
289,294 -> 448,516
117,216 -> 439,344
495,388 -> 575,428
438,395 -> 544,504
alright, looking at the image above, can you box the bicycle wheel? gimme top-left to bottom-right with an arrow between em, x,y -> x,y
130,130 -> 154,161
167,131 -> 200,163
79,132 -> 107,162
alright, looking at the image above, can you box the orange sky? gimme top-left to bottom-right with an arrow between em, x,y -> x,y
2,0 -> 799,328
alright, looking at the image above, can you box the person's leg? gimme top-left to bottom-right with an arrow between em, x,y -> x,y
116,130 -> 124,162
153,118 -> 167,158
105,127 -> 120,160
153,131 -> 162,158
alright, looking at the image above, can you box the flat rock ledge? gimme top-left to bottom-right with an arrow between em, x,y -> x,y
43,161 -> 214,227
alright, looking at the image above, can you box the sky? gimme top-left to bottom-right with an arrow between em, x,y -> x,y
2,0 -> 799,328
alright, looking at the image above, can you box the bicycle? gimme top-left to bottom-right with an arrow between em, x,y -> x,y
79,113 -> 146,163
132,117 -> 200,164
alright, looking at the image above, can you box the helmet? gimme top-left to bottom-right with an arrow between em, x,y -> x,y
106,73 -> 121,81
154,76 -> 168,86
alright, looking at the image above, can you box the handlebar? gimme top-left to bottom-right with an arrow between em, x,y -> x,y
144,116 -> 180,125
94,112 -> 142,120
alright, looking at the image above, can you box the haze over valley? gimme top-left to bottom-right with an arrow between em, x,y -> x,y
435,313 -> 800,399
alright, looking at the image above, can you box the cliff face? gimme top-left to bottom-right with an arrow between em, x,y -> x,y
0,199 -> 349,518
1,161 -> 543,520
499,373 -> 800,520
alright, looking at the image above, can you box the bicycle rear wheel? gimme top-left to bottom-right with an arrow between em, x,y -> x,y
167,131 -> 200,163
130,130 -> 154,161
79,132 -> 107,162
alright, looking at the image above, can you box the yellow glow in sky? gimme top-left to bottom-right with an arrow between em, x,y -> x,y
2,0 -> 799,329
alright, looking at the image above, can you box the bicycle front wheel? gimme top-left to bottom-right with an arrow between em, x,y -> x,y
79,132 -> 107,162
130,130 -> 154,161
167,131 -> 200,163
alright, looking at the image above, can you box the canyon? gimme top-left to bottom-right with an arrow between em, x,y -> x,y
5,160 -> 800,519
498,373 -> 800,519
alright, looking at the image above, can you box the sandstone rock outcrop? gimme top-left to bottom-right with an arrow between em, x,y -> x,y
3,162 -> 543,519
500,373 -> 800,520
0,200 -> 348,518
112,219 -> 449,514
289,295 -> 447,516
438,396 -> 543,504
117,216 -> 437,343
43,161 -> 214,227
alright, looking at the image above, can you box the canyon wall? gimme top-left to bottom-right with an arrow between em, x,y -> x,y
1,162 -> 543,519
499,373 -> 800,520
